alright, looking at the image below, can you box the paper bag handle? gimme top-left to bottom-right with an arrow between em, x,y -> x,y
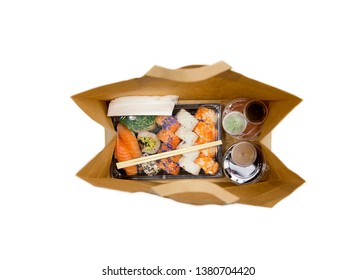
152,180 -> 240,204
145,61 -> 232,82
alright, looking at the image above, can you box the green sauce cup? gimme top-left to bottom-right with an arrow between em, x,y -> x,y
222,111 -> 247,137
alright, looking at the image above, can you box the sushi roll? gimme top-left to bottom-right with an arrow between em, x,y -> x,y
195,107 -> 218,124
155,116 -> 180,132
137,131 -> 161,154
157,144 -> 181,175
178,157 -> 201,175
200,146 -> 217,158
120,115 -> 157,132
140,153 -> 159,176
182,150 -> 200,161
157,143 -> 181,175
159,143 -> 181,163
175,126 -> 198,146
157,157 -> 180,175
194,121 -> 217,144
176,141 -> 199,161
194,154 -> 219,175
176,109 -> 199,131
157,129 -> 181,149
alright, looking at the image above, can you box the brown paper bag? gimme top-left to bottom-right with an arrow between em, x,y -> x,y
72,61 -> 304,207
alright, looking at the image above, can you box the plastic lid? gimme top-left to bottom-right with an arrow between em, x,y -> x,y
231,142 -> 257,167
222,111 -> 247,136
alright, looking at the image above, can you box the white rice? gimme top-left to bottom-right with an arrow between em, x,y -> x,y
176,109 -> 199,131
177,141 -> 199,161
178,157 -> 201,175
175,126 -> 198,145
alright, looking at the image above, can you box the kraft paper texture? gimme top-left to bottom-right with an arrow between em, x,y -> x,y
72,61 -> 304,207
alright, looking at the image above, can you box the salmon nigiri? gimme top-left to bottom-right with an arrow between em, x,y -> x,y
115,137 -> 137,175
115,123 -> 142,176
115,129 -> 137,175
117,123 -> 142,158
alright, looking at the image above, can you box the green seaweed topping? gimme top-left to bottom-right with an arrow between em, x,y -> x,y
120,116 -> 156,132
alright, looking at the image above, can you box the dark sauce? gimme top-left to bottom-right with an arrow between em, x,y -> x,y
245,101 -> 267,123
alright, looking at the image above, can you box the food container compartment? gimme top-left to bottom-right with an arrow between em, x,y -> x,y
110,103 -> 223,180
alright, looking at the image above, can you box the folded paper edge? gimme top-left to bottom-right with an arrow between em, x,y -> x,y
145,61 -> 232,82
152,180 -> 240,205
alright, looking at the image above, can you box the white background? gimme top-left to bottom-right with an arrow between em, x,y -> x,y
1,1 -> 356,279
